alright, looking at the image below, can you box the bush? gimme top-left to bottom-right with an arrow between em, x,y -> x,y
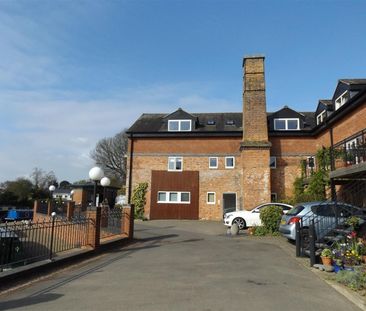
252,226 -> 267,236
131,182 -> 148,220
335,269 -> 366,291
260,205 -> 283,233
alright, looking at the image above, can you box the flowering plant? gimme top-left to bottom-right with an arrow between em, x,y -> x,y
345,216 -> 361,229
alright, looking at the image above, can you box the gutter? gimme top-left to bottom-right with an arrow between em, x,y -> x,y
127,133 -> 134,204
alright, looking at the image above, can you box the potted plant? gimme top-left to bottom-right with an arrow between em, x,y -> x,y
345,216 -> 361,230
320,248 -> 333,266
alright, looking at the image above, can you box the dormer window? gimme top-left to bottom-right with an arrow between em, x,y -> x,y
274,118 -> 300,130
207,120 -> 216,125
335,91 -> 349,110
168,120 -> 192,131
316,110 -> 326,125
225,120 -> 235,125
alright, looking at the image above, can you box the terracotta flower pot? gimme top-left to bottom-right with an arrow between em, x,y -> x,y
321,256 -> 332,266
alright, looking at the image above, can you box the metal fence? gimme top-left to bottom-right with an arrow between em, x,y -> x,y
100,207 -> 125,239
0,217 -> 93,271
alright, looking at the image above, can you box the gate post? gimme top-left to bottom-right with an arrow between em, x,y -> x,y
295,221 -> 301,257
309,220 -> 316,267
100,203 -> 108,228
66,201 -> 75,220
47,200 -> 53,216
122,204 -> 134,239
86,206 -> 101,249
33,200 -> 40,222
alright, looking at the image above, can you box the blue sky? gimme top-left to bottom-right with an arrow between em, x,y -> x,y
0,0 -> 365,183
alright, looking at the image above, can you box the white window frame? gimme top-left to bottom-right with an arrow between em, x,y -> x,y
274,118 -> 300,131
209,157 -> 218,169
335,91 -> 349,110
316,110 -> 326,125
157,191 -> 191,204
269,156 -> 276,169
307,156 -> 316,169
168,120 -> 192,132
225,156 -> 235,169
207,192 -> 216,204
168,157 -> 183,171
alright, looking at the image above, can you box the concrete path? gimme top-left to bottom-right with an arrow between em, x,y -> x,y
0,220 -> 362,311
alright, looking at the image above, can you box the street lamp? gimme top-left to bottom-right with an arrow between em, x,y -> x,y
49,185 -> 56,200
100,176 -> 111,205
89,166 -> 104,207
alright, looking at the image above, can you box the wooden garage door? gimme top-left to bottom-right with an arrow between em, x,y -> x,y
150,170 -> 199,220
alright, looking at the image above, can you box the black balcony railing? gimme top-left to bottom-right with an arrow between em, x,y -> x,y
331,128 -> 366,170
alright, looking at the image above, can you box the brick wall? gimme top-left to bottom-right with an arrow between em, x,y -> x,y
128,148 -> 242,220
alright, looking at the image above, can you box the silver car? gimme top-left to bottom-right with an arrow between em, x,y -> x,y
279,201 -> 363,240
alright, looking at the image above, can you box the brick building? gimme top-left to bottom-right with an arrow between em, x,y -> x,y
126,56 -> 366,220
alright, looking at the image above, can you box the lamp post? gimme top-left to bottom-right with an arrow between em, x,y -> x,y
89,166 -> 104,207
100,177 -> 111,204
49,185 -> 56,200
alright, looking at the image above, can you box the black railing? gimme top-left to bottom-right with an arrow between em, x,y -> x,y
331,128 -> 366,170
0,217 -> 93,271
100,207 -> 126,239
297,180 -> 366,265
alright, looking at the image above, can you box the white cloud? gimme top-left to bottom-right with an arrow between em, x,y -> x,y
0,84 -> 237,183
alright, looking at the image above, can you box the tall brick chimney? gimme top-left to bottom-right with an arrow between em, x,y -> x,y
241,55 -> 271,210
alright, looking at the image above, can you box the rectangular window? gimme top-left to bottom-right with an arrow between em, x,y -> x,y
209,157 -> 218,169
169,192 -> 178,202
157,191 -> 191,204
225,156 -> 235,169
168,157 -> 183,171
271,193 -> 277,202
274,118 -> 300,131
180,192 -> 190,202
307,156 -> 315,169
335,91 -> 349,110
168,120 -> 192,132
158,192 -> 167,202
207,192 -> 216,204
269,156 -> 276,169
316,110 -> 326,125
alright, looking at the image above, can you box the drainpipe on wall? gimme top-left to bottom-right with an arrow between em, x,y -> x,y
128,133 -> 134,204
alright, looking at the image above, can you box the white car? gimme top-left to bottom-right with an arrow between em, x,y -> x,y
223,203 -> 293,230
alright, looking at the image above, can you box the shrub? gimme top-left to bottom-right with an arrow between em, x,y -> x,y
260,205 -> 283,233
131,182 -> 148,220
252,226 -> 267,236
335,268 -> 366,291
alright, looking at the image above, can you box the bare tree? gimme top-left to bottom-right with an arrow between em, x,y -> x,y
30,167 -> 58,190
90,130 -> 128,184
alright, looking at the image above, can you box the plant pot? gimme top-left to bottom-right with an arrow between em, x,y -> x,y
333,264 -> 343,273
361,255 -> 366,264
321,256 -> 332,266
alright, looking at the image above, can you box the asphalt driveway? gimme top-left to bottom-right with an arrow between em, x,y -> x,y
0,220 -> 362,311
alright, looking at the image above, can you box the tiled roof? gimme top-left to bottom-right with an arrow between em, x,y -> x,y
127,110 -> 316,134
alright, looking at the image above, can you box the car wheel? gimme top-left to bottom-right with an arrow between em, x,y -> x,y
232,217 -> 246,230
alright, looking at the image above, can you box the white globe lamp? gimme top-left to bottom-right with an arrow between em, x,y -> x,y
88,166 -> 104,207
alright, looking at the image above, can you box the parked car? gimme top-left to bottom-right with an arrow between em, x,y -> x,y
223,203 -> 293,230
279,201 -> 364,241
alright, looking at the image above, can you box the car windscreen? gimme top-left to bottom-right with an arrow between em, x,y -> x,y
286,205 -> 305,216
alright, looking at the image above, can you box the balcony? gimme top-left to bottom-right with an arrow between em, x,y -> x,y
330,128 -> 366,178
